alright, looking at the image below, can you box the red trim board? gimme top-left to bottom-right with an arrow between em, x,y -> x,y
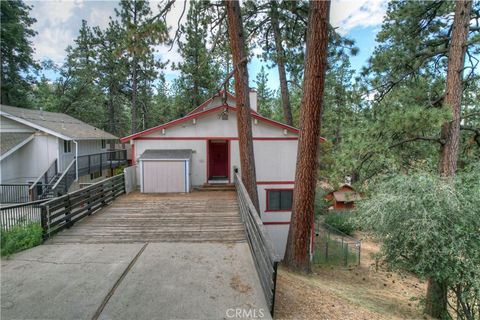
134,137 -> 299,141
120,104 -> 318,142
263,221 -> 290,225
227,140 -> 231,183
186,90 -> 236,116
257,181 -> 295,185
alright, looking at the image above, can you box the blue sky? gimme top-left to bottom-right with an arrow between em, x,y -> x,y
26,0 -> 387,91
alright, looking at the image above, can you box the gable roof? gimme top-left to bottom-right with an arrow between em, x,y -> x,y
186,90 -> 237,116
121,104 -> 308,143
332,191 -> 362,203
0,105 -> 118,141
0,133 -> 34,160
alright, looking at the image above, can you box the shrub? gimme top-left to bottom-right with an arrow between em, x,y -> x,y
1,223 -> 43,256
324,211 -> 355,235
357,169 -> 480,319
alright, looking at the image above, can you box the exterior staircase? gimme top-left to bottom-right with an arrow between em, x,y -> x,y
39,173 -> 63,199
195,183 -> 236,192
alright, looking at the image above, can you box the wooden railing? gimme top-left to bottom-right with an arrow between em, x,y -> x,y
1,199 -> 47,231
234,172 -> 279,315
41,174 -> 125,240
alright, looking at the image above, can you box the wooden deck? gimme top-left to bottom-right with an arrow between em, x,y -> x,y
47,191 -> 246,244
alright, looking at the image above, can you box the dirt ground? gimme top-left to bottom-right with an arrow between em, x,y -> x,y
274,233 -> 429,320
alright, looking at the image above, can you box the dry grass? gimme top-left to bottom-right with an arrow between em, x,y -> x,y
275,233 -> 431,320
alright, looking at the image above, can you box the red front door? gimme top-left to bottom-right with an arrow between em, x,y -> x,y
208,141 -> 228,179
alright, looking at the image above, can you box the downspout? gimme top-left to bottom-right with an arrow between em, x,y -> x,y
73,140 -> 79,181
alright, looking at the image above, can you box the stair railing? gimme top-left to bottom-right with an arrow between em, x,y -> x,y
29,159 -> 58,200
51,159 -> 76,197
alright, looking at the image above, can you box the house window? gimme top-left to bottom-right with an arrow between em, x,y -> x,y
101,139 -> 106,149
64,140 -> 72,153
266,189 -> 293,211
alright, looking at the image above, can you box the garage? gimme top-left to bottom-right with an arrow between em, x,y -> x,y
139,149 -> 192,193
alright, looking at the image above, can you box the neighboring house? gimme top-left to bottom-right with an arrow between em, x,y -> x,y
0,105 -> 126,202
324,184 -> 362,210
120,90 -> 325,257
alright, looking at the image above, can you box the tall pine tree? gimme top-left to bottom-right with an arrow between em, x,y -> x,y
1,0 -> 37,107
115,0 -> 169,134
173,1 -> 220,111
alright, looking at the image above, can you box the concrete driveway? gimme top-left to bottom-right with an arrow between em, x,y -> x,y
1,242 -> 270,320
1,191 -> 271,319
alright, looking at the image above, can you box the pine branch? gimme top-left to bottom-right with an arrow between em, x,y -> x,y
148,0 -> 176,23
389,136 -> 445,148
168,0 -> 187,52
215,56 -> 248,93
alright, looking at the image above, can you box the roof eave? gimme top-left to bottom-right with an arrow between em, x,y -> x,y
120,104 -> 327,142
0,133 -> 35,161
1,112 -> 73,141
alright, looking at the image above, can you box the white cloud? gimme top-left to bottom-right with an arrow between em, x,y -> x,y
34,26 -> 75,63
27,0 -> 87,63
26,0 -> 387,79
330,0 -> 387,34
34,0 -> 84,25
88,6 -> 114,30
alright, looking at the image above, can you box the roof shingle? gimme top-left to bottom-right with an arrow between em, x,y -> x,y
0,105 -> 118,140
0,133 -> 33,157
139,149 -> 192,160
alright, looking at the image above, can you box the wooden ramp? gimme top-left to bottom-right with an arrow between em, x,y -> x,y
47,191 -> 246,244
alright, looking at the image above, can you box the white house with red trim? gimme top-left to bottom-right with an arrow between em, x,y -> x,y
120,90 -> 325,257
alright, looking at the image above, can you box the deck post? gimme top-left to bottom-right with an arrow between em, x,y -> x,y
65,194 -> 72,228
40,203 -> 48,241
88,155 -> 91,174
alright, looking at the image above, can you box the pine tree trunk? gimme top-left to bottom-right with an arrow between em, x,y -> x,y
131,4 -> 138,135
426,1 -> 472,318
108,84 -> 116,135
270,1 -> 294,126
131,62 -> 138,134
438,0 -> 472,177
225,0 -> 260,212
284,0 -> 330,272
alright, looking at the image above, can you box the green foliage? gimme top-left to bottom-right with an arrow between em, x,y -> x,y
324,212 -> 356,235
1,223 -> 43,256
173,1 -> 221,111
0,0 -> 38,107
321,0 -> 480,184
254,67 -> 276,118
357,169 -> 480,318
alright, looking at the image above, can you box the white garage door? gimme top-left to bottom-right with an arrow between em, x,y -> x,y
142,161 -> 186,193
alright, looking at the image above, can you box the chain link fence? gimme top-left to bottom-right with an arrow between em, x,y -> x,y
313,222 -> 361,267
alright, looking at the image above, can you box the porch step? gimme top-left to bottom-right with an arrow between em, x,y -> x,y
195,183 -> 236,192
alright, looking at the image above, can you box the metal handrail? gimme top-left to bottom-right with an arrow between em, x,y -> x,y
29,159 -> 58,190
75,149 -> 126,158
52,159 -> 76,190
